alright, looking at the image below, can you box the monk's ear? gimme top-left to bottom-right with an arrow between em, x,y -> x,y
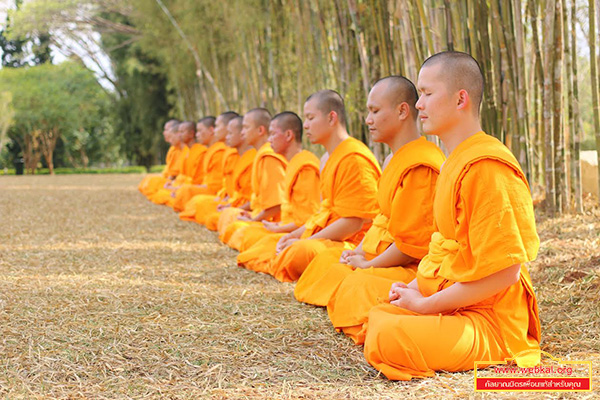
457,89 -> 469,111
328,111 -> 338,126
397,102 -> 410,121
284,130 -> 294,142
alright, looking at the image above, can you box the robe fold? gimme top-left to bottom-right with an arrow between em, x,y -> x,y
218,143 -> 287,244
243,137 -> 381,282
232,150 -> 321,252
175,147 -> 237,224
363,132 -> 541,381
172,141 -> 228,212
293,138 -> 443,339
180,148 -> 256,227
149,144 -> 192,204
140,145 -> 183,197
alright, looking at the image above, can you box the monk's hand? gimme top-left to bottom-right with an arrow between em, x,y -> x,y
389,282 -> 407,301
276,234 -> 297,254
237,210 -> 252,221
346,254 -> 370,269
217,203 -> 231,211
339,250 -> 356,264
263,221 -> 281,233
390,284 -> 428,313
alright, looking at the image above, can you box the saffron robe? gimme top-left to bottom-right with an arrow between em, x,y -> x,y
249,137 -> 381,282
140,145 -> 184,197
172,141 -> 227,212
235,150 -> 321,258
218,143 -> 287,244
138,145 -> 176,195
177,147 -> 242,226
363,132 -> 541,381
294,138 -> 444,341
148,144 -> 196,205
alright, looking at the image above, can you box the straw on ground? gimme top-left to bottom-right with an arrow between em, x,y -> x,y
0,175 -> 598,399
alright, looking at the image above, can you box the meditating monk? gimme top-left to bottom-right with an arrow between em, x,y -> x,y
138,119 -> 179,196
149,121 -> 198,205
143,121 -> 187,199
178,116 -> 252,228
294,77 -> 445,345
217,108 -> 287,245
363,51 -> 541,381
172,112 -> 238,212
241,90 -> 381,282
231,111 -> 320,254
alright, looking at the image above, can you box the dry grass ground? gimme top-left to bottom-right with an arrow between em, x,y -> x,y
0,174 -> 598,399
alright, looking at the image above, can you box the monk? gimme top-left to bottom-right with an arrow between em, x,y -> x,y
243,90 -> 381,282
294,77 -> 445,345
149,121 -> 199,205
217,108 -> 287,246
363,51 -> 541,381
232,111 -> 321,255
178,116 -> 253,228
143,122 -> 188,200
172,112 -> 238,212
138,119 -> 180,196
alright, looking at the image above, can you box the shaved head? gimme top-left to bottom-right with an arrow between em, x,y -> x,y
272,111 -> 303,143
422,51 -> 484,114
372,76 -> 418,120
305,90 -> 346,127
219,111 -> 240,126
179,121 -> 195,132
165,119 -> 179,129
246,108 -> 272,130
198,116 -> 216,128
229,116 -> 243,132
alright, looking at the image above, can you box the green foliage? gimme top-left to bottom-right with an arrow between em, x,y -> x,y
0,62 -> 114,170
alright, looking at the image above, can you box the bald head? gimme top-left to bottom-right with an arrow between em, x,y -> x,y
198,116 -> 216,128
422,51 -> 484,114
179,121 -> 195,132
305,90 -> 346,127
272,111 -> 303,143
372,76 -> 418,120
219,111 -> 240,126
246,108 -> 272,131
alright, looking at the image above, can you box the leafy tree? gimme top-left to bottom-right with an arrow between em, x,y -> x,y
0,62 -> 111,174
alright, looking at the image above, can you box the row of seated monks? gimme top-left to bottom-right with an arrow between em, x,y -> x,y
138,51 -> 541,380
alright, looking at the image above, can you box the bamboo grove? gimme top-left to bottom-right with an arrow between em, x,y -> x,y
9,0 -> 600,214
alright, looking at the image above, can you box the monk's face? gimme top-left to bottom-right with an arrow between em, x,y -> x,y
214,115 -> 229,141
365,83 -> 400,144
226,120 -> 243,148
416,64 -> 456,136
163,123 -> 173,142
196,123 -> 212,145
241,114 -> 260,146
178,125 -> 194,143
267,119 -> 288,155
303,98 -> 329,145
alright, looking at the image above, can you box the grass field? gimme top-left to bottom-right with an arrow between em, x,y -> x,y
1,174 -> 598,399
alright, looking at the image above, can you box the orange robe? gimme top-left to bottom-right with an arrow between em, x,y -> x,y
164,143 -> 208,208
248,137 -> 381,282
149,144 -> 192,204
138,146 -> 176,195
172,141 -> 227,212
201,148 -> 256,230
177,147 -> 239,225
319,138 -> 445,343
236,150 -> 321,262
140,146 -> 185,197
363,132 -> 541,381
218,143 -> 287,245
294,138 -> 441,303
